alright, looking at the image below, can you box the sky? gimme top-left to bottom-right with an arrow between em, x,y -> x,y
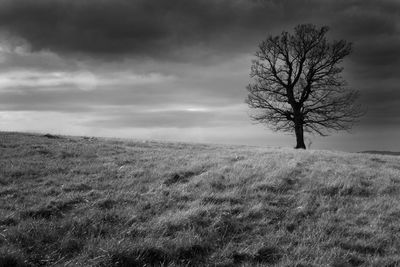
0,0 -> 399,152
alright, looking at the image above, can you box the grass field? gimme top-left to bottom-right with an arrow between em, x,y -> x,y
1,132 -> 400,266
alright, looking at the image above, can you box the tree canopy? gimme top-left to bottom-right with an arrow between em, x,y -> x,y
246,24 -> 363,149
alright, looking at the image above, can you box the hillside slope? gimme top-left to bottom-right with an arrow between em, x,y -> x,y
1,132 -> 400,266
361,151 -> 400,156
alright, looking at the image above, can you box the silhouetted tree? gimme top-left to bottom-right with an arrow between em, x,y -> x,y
246,24 -> 363,149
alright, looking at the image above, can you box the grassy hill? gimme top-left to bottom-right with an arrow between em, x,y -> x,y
360,151 -> 400,156
1,132 -> 400,266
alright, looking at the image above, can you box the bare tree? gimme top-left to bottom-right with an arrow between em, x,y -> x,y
246,24 -> 363,149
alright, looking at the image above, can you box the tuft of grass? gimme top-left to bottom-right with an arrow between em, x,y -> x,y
1,131 -> 400,266
0,254 -> 27,267
253,246 -> 283,264
20,197 -> 84,219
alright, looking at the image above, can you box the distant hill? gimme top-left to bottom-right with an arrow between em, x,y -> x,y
1,131 -> 400,266
360,150 -> 400,156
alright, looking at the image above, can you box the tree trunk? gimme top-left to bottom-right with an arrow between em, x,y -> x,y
294,121 -> 306,149
292,105 -> 306,149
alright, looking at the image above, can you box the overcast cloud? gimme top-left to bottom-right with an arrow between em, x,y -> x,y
0,0 -> 399,151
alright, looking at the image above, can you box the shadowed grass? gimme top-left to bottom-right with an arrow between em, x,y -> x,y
1,131 -> 400,266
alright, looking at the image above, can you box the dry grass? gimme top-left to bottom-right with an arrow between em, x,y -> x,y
1,132 -> 400,266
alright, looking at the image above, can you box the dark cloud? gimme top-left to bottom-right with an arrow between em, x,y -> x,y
0,0 -> 397,67
352,38 -> 400,69
330,4 -> 399,38
0,0 -> 398,66
0,0 -> 324,60
0,0 -> 260,59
